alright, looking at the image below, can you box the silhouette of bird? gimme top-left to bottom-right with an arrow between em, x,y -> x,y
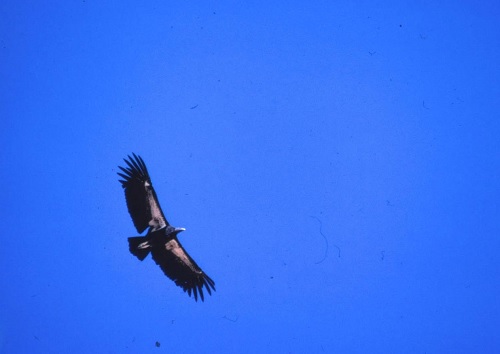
118,153 -> 215,301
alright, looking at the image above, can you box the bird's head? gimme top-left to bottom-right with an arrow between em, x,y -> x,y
164,226 -> 186,237
174,227 -> 186,235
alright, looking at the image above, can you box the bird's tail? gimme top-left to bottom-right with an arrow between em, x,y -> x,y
128,236 -> 151,261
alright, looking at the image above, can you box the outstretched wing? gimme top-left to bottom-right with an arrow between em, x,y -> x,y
151,238 -> 216,302
118,153 -> 168,233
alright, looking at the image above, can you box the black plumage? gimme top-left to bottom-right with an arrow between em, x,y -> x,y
118,153 -> 215,301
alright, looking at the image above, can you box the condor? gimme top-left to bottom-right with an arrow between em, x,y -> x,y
118,154 -> 215,301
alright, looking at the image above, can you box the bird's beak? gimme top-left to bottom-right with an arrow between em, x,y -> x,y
175,227 -> 186,233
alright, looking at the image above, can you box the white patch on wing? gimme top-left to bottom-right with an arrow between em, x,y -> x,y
165,240 -> 197,271
145,187 -> 166,229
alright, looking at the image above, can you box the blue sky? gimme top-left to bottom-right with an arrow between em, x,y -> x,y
1,1 -> 499,353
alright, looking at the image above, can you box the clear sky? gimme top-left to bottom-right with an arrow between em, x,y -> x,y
1,1 -> 499,353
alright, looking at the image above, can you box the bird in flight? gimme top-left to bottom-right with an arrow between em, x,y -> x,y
118,153 -> 215,301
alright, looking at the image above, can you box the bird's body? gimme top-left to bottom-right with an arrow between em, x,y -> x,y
118,153 -> 215,301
